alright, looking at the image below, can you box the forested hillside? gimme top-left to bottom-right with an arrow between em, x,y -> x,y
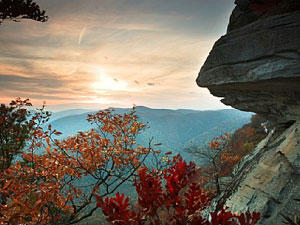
45,107 -> 252,162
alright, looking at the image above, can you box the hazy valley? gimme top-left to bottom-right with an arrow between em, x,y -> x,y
44,106 -> 252,163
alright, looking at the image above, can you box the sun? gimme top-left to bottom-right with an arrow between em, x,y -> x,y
92,71 -> 128,92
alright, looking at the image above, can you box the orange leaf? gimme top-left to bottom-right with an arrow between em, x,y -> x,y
46,146 -> 50,154
46,137 -> 50,146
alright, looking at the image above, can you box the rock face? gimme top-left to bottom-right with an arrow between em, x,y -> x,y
197,0 -> 300,123
197,0 -> 300,224
227,0 -> 300,32
225,122 -> 300,224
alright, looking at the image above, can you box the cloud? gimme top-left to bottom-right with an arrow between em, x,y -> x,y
0,0 -> 235,109
0,74 -> 64,89
0,74 -> 85,103
78,25 -> 87,46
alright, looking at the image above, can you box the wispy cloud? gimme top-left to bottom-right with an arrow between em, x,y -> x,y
0,0 -> 234,110
78,25 -> 87,46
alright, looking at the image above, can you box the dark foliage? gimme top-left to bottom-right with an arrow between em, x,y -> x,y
0,0 -> 48,25
0,98 -> 33,171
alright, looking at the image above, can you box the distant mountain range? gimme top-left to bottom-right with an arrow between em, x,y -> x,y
43,106 -> 252,164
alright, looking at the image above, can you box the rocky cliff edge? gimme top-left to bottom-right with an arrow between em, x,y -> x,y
197,0 -> 300,224
197,0 -> 300,123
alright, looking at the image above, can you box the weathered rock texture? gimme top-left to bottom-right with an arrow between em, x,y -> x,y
197,0 -> 300,224
225,122 -> 300,224
197,0 -> 300,123
227,0 -> 300,32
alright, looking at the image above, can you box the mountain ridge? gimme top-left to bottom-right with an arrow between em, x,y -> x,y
45,107 -> 252,163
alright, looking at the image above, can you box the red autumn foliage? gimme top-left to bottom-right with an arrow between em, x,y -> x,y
0,98 -> 171,225
0,98 -> 261,225
210,207 -> 260,225
96,155 -> 260,225
99,192 -> 138,225
135,167 -> 163,217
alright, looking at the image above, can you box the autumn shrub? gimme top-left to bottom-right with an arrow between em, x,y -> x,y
96,154 -> 261,225
0,99 -> 171,224
0,98 -> 261,225
186,114 -> 270,196
230,114 -> 268,155
186,134 -> 235,195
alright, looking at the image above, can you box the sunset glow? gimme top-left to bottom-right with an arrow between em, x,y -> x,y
0,0 -> 235,110
92,70 -> 129,92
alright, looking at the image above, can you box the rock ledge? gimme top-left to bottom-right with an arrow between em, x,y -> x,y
197,9 -> 300,123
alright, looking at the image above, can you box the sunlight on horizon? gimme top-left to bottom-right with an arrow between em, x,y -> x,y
0,0 -> 235,110
92,70 -> 129,92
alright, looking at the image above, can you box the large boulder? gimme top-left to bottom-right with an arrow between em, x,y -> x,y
197,1 -> 300,123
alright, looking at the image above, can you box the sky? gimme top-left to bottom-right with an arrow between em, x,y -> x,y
0,0 -> 235,111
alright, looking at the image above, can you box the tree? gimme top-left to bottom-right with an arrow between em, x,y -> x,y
0,0 -> 48,25
186,134 -> 235,196
186,114 -> 271,196
0,98 -> 33,171
0,99 -> 261,225
0,101 -> 170,224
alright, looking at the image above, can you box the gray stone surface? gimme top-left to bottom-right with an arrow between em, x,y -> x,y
225,122 -> 300,225
196,1 -> 300,223
198,11 -> 300,85
197,11 -> 300,122
228,0 -> 300,32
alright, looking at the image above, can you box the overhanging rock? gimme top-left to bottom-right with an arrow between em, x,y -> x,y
197,8 -> 300,123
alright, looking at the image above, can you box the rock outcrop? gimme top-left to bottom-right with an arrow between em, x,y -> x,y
225,122 -> 300,224
227,0 -> 300,32
197,0 -> 300,123
197,0 -> 300,224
